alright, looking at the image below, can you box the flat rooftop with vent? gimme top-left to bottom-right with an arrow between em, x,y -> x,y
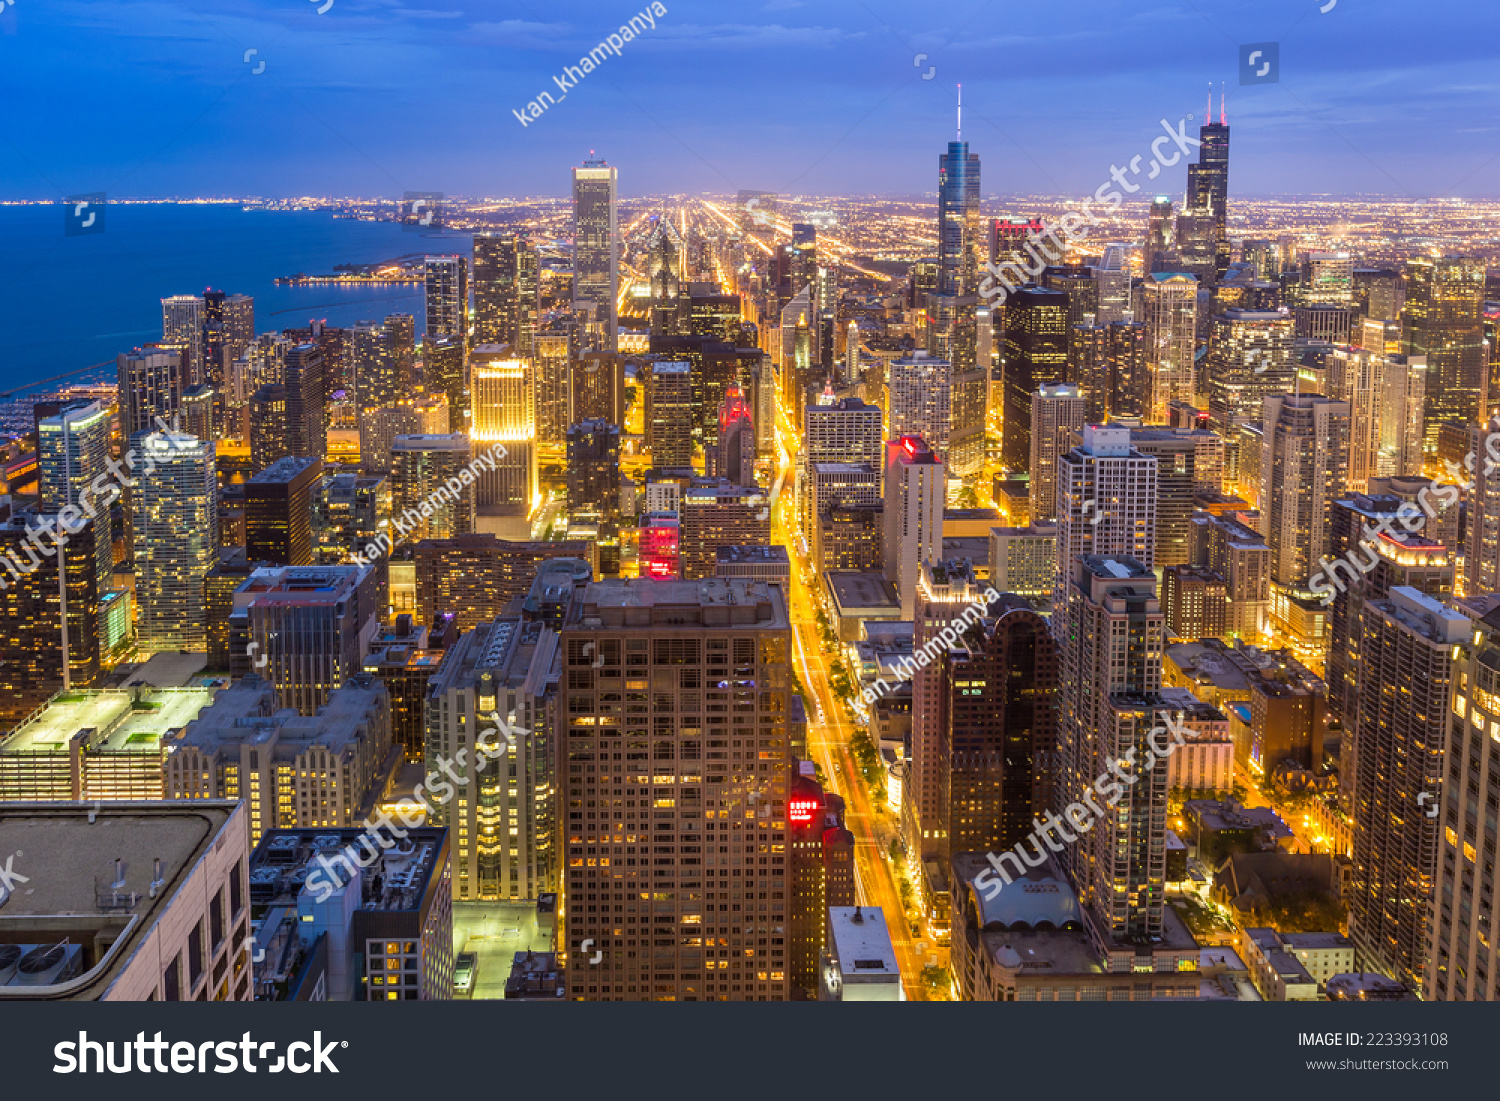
0,802 -> 250,1000
821,905 -> 902,1001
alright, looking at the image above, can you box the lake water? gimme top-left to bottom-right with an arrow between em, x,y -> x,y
0,203 -> 474,396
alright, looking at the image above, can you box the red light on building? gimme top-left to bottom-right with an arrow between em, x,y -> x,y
788,797 -> 820,825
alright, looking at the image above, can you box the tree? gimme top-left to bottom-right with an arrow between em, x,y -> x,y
888,838 -> 902,863
921,965 -> 951,991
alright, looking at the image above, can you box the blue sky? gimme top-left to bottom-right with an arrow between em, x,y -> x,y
0,0 -> 1496,199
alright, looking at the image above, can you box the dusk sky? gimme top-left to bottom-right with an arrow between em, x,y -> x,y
1,0 -> 1496,200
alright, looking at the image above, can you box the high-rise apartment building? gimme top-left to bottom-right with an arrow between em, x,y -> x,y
415,536 -> 590,631
1055,425 -> 1159,593
572,157 -> 619,349
678,480 -> 771,580
1028,383 -> 1086,523
283,342 -> 327,460
1206,309 -> 1295,441
161,294 -> 206,385
118,345 -> 184,443
424,334 -> 466,430
424,255 -> 469,340
1428,602 -> 1500,1000
1348,587 -> 1466,992
559,577 -> 793,1001
38,400 -> 114,593
425,608 -> 566,901
1055,555 -> 1174,959
1137,273 -> 1199,417
573,349 -> 627,426
1068,320 -> 1148,422
131,431 -> 217,653
648,361 -> 694,467
885,352 -> 952,459
358,392 -> 449,474
0,511 -> 100,723
1261,394 -> 1351,587
391,434 -> 475,542
882,437 -> 945,619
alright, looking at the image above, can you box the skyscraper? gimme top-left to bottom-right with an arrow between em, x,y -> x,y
566,419 -> 621,521
1137,273 -> 1199,418
424,334 -> 467,431
1001,285 -> 1069,475
1055,425 -> 1159,592
118,345 -> 184,443
559,577 -> 794,1001
245,455 -> 322,567
392,434 -> 475,542
1068,319 -> 1148,422
1185,90 -> 1230,282
647,361 -> 694,467
801,397 -> 883,538
572,156 -> 619,350
1055,555 -> 1174,957
883,437 -> 945,618
38,400 -> 113,593
1428,602 -> 1500,1000
283,342 -> 327,461
470,349 -> 537,516
1206,308 -> 1295,441
1405,256 -> 1485,446
1261,394 -> 1351,588
1348,587 -> 1465,992
423,255 -> 469,340
352,318 -> 400,410
161,294 -> 206,385
1027,383 -> 1086,523
1144,196 -> 1177,273
473,232 -> 538,352
425,611 -> 564,901
132,431 -> 218,653
229,564 -> 382,715
885,351 -> 953,459
203,290 -> 253,431
943,594 -> 1057,857
715,384 -> 755,486
677,480 -> 770,580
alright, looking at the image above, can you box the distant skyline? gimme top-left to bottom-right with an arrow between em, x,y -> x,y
1,0 -> 1497,199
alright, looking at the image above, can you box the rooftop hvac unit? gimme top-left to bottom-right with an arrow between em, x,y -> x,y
12,943 -> 83,987
0,944 -> 21,985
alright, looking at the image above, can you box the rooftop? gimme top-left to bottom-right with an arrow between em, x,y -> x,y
2,687 -> 216,756
0,803 -> 242,1000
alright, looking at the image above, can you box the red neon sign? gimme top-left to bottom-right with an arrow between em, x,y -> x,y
788,797 -> 820,825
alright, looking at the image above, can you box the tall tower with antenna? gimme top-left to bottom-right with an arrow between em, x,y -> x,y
1187,83 -> 1231,283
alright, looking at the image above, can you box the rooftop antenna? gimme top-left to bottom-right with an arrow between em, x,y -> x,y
957,84 -> 962,141
1206,83 -> 1212,124
1220,82 -> 1226,125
